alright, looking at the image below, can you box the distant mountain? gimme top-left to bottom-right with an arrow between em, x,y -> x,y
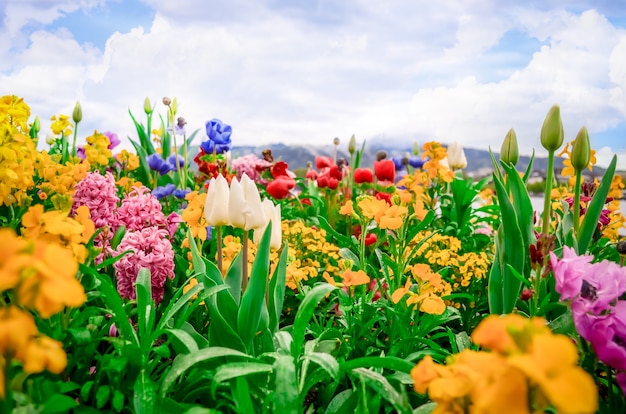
231,142 -> 610,179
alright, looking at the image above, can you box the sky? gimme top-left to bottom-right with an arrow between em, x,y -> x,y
2,0 -> 626,169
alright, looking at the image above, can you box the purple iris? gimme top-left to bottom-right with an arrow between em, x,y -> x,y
173,188 -> 190,199
392,157 -> 405,171
147,154 -> 172,175
205,119 -> 232,145
409,156 -> 424,169
200,139 -> 231,155
153,183 -> 176,200
168,154 -> 185,169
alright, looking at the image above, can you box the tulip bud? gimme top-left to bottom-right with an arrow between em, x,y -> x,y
447,142 -> 468,170
540,104 -> 564,152
348,134 -> 356,155
45,133 -> 56,145
72,101 -> 82,124
254,199 -> 282,250
171,97 -> 178,115
229,174 -> 267,231
144,97 -> 153,114
570,126 -> 590,172
413,141 -> 419,156
162,97 -> 172,106
500,128 -> 519,165
32,115 -> 41,135
376,150 -> 387,161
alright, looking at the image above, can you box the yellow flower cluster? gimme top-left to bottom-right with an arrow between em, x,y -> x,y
35,151 -> 90,210
411,314 -> 597,414
49,114 -> 73,137
0,95 -> 38,206
413,231 -> 462,268
604,175 -> 626,240
391,263 -> 451,314
84,131 -> 112,167
453,251 -> 491,289
181,191 -> 209,240
281,220 -> 344,289
558,140 -> 597,186
340,196 -> 409,231
0,306 -> 67,398
420,141 -> 454,185
115,149 -> 140,171
21,204 -> 95,263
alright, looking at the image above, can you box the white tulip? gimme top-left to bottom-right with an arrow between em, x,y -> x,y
204,175 -> 231,226
228,177 -> 246,229
447,142 -> 467,170
240,173 -> 267,231
254,199 -> 282,250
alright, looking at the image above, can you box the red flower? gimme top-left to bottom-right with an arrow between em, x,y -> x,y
316,156 -> 333,169
305,169 -> 318,180
328,177 -> 339,190
271,161 -> 290,178
364,233 -> 377,246
267,176 -> 296,199
317,175 -> 329,188
374,159 -> 395,183
375,191 -> 392,205
329,165 -> 343,180
354,168 -> 373,184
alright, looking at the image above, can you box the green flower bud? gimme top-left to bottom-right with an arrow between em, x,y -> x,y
500,128 -> 519,165
570,126 -> 590,172
72,101 -> 82,124
144,97 -> 153,114
413,141 -> 419,156
540,104 -> 564,152
32,115 -> 41,134
348,134 -> 356,155
171,97 -> 178,115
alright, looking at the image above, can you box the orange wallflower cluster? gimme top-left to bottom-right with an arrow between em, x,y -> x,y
35,151 -> 91,210
412,314 -> 597,414
391,263 -> 451,315
340,196 -> 409,231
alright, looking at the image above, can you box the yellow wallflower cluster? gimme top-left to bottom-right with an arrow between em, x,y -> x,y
35,151 -> 90,210
340,196 -> 409,231
49,114 -> 73,137
0,306 -> 67,398
452,251 -> 491,289
21,204 -> 95,263
281,220 -> 344,289
391,263 -> 451,315
412,231 -> 462,268
420,141 -> 454,186
0,95 -> 38,206
411,314 -> 597,414
604,175 -> 626,240
181,191 -> 208,240
115,149 -> 140,171
558,140 -> 597,187
84,131 -> 112,167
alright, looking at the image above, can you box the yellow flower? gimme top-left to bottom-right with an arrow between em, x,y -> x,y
84,131 -> 112,167
507,334 -> 598,414
339,200 -> 355,216
377,204 -> 408,230
49,114 -> 72,136
22,336 -> 67,374
357,196 -> 387,221
181,191 -> 208,240
116,149 -> 140,171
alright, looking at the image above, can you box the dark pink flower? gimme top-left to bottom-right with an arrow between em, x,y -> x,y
113,227 -> 175,303
116,186 -> 167,232
549,246 -> 593,301
72,171 -> 119,228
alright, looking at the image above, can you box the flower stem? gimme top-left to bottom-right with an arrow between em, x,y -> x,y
169,107 -> 183,188
573,170 -> 582,236
242,231 -> 249,292
217,226 -> 223,275
71,124 -> 79,158
541,150 -> 556,236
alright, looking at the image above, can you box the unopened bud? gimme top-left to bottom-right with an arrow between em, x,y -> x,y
617,240 -> 626,255
500,128 -> 519,165
144,97 -> 153,114
162,97 -> 172,106
447,142 -> 468,170
540,104 -> 564,152
348,134 -> 356,155
177,117 -> 187,127
32,115 -> 41,134
333,137 -> 340,146
171,97 -> 178,115
413,141 -> 419,156
72,101 -> 82,124
376,150 -> 387,161
570,126 -> 590,172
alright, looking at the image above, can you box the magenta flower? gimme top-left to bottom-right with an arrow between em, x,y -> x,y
549,246 -> 593,301
72,171 -> 119,228
113,227 -> 175,303
574,304 -> 626,371
575,259 -> 626,314
231,154 -> 272,184
116,186 -> 167,232
617,372 -> 626,396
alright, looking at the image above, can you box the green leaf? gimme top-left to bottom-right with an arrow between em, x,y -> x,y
340,356 -> 415,374
136,268 -> 156,352
161,347 -> 255,396
213,362 -> 273,385
273,355 -> 299,414
577,155 -> 617,254
40,394 -> 80,414
95,385 -> 111,410
339,247 -> 360,268
316,215 -> 353,247
269,243 -> 289,334
291,283 -> 338,358
164,328 -> 199,354
351,368 -> 411,414
157,283 -> 227,332
232,377 -> 256,414
325,389 -> 357,414
224,249 -> 243,305
238,226 -> 271,352
304,351 -> 340,381
413,402 -> 437,414
133,369 -> 156,414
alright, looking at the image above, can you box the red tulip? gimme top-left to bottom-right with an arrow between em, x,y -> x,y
305,169 -> 318,180
375,191 -> 392,205
271,161 -> 290,178
374,159 -> 395,183
328,177 -> 339,190
364,233 -> 377,246
354,168 -> 373,184
316,156 -> 333,169
329,165 -> 343,180
317,175 -> 329,188
266,176 -> 295,199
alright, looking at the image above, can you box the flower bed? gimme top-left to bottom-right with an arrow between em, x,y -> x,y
1,95 -> 625,413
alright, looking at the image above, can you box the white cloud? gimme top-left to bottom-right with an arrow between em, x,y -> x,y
1,0 -> 625,171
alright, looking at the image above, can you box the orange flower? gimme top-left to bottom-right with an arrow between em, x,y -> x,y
341,269 -> 370,287
377,205 -> 408,230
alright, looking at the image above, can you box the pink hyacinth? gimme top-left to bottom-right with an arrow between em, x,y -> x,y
113,227 -> 175,303
72,171 -> 119,228
116,186 -> 167,232
231,154 -> 272,184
